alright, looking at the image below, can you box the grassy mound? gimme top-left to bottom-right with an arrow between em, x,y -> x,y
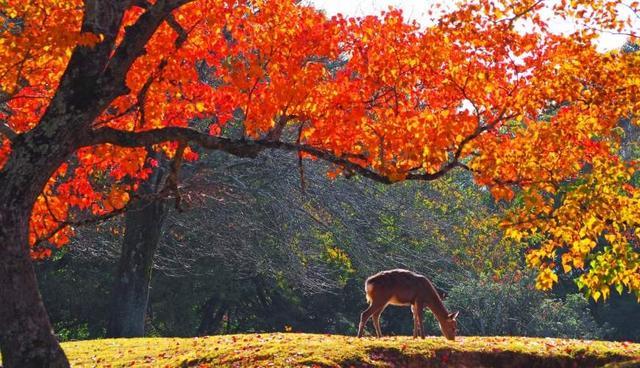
59,333 -> 640,367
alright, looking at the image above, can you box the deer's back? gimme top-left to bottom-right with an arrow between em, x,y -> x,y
365,269 -> 435,306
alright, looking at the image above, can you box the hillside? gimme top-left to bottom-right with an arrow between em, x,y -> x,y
54,333 -> 640,367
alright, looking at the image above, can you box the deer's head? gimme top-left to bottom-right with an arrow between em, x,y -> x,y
438,311 -> 459,341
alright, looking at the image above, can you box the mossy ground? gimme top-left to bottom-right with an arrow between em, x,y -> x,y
54,333 -> 640,367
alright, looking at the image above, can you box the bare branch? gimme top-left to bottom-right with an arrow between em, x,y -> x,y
32,183 -> 181,248
32,206 -> 127,248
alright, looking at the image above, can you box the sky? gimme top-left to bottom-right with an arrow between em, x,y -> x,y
308,0 -> 633,52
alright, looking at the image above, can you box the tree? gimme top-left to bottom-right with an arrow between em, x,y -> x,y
105,153 -> 170,337
1,0 -> 639,366
446,276 -> 610,339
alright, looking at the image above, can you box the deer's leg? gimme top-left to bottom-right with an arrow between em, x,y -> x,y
411,304 -> 419,338
415,303 -> 425,338
358,301 -> 385,338
372,304 -> 387,338
357,305 -> 373,337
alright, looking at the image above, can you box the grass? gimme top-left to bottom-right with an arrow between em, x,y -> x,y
55,333 -> 640,367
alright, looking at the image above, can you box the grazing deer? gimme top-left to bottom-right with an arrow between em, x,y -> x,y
357,269 -> 459,340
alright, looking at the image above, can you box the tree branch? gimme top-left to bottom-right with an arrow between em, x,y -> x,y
32,205 -> 128,249
89,126 -> 468,184
100,0 -> 195,96
504,0 -> 545,27
0,121 -> 18,141
166,13 -> 189,47
161,142 -> 186,210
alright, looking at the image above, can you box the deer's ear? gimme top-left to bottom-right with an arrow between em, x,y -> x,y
449,311 -> 459,320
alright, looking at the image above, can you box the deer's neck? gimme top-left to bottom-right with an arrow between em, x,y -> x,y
426,292 -> 449,322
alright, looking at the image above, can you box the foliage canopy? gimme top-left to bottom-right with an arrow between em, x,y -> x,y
1,0 -> 639,301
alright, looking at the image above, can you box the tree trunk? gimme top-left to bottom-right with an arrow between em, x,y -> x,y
0,209 -> 69,368
197,296 -> 228,336
0,131 -> 79,367
106,162 -> 168,337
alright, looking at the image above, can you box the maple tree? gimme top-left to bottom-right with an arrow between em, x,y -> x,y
0,0 -> 639,366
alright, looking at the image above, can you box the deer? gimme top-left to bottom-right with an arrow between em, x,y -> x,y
357,269 -> 459,340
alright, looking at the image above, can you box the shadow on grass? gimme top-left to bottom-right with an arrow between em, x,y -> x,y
180,347 -> 639,368
331,346 -> 640,368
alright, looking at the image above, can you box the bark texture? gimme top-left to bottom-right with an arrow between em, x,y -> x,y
0,207 -> 69,368
0,127 -> 81,368
106,164 -> 169,337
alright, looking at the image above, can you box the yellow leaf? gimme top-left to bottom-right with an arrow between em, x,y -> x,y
561,253 -> 572,273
